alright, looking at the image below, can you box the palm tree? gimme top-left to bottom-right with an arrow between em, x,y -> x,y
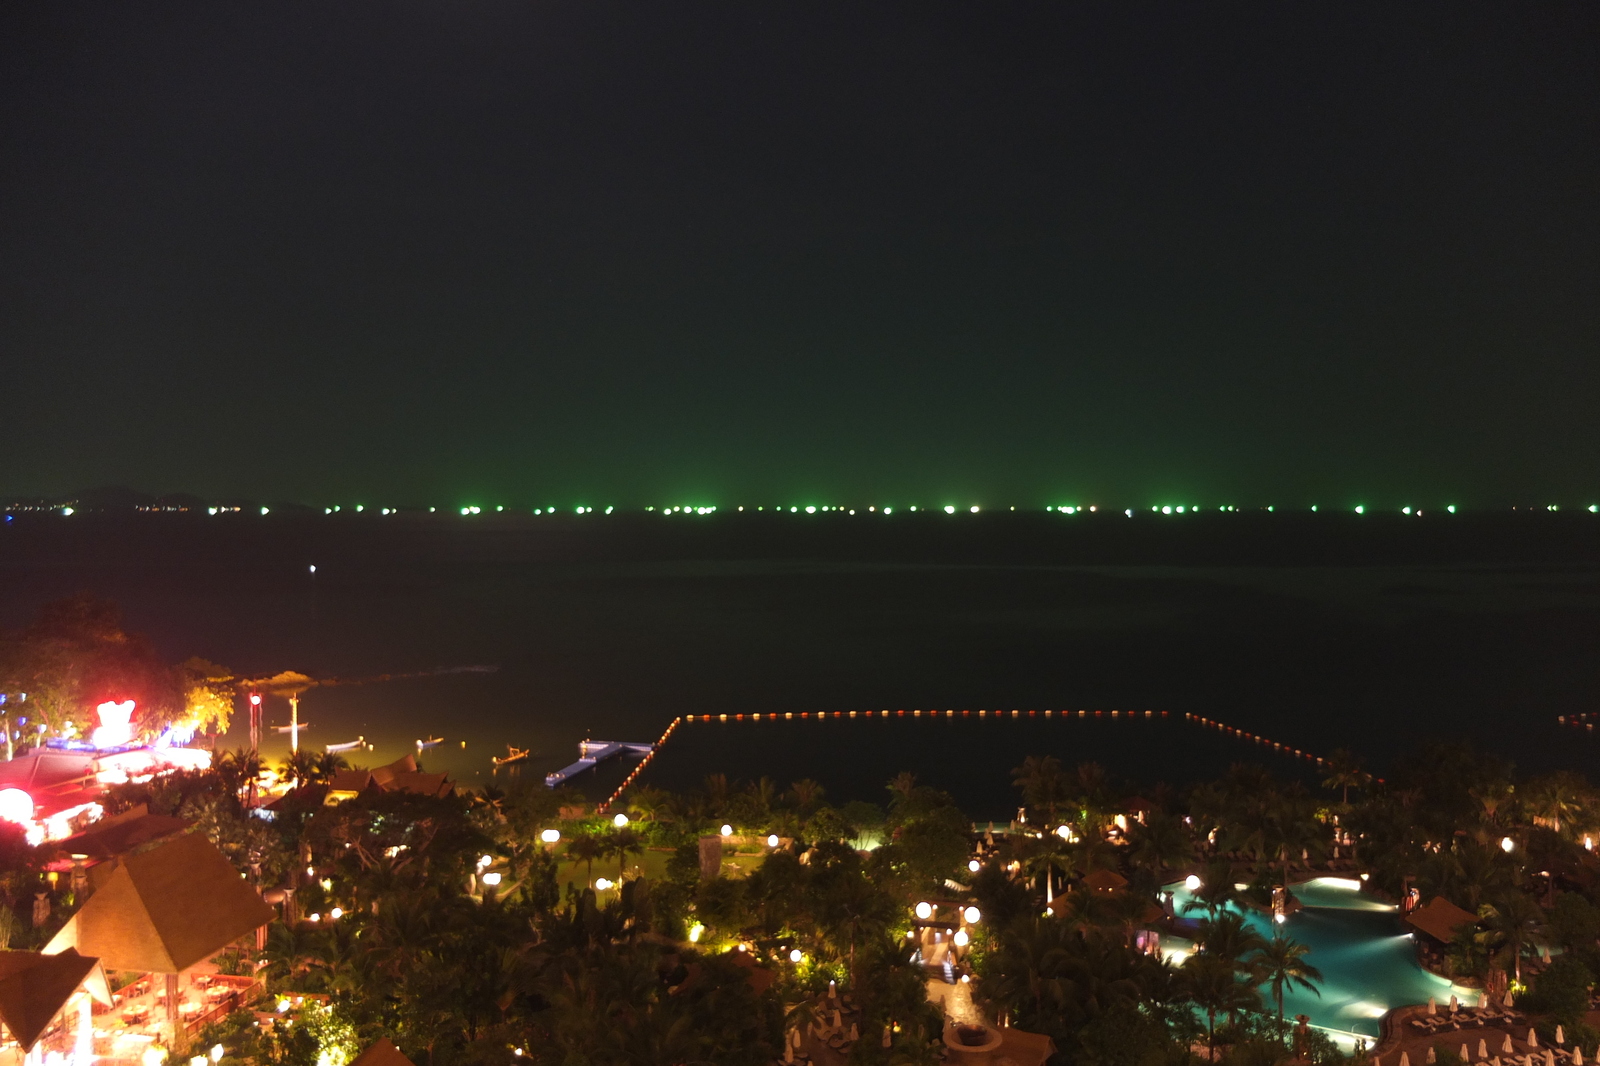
1183,860 -> 1246,920
606,827 -> 645,878
886,772 -> 918,808
1320,749 -> 1371,806
1478,892 -> 1544,982
1128,812 -> 1193,882
565,833 -> 605,885
1253,933 -> 1324,1028
1525,772 -> 1589,837
788,778 -> 825,811
1194,912 -> 1268,979
1012,755 -> 1066,824
312,750 -> 349,785
279,748 -> 317,787
1185,952 -> 1261,1061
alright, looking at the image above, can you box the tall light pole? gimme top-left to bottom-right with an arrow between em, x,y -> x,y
288,694 -> 301,753
249,693 -> 262,752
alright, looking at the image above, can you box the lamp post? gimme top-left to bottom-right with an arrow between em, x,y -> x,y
248,694 -> 262,752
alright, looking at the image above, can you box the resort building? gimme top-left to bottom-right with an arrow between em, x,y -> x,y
45,832 -> 274,1050
0,949 -> 111,1066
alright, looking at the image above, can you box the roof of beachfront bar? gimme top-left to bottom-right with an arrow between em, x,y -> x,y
45,831 -> 274,973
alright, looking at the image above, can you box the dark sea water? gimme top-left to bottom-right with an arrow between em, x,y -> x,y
3,509 -> 1598,818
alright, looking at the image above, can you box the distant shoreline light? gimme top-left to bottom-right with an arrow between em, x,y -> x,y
12,500 -> 1600,518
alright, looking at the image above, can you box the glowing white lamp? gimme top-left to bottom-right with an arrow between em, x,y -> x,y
481,873 -> 501,887
914,901 -> 933,920
612,813 -> 629,828
541,829 -> 561,844
953,929 -> 969,947
963,906 -> 981,923
1501,836 -> 1515,853
789,948 -> 803,963
1184,874 -> 1202,891
0,789 -> 33,825
767,834 -> 780,847
720,824 -> 733,837
968,859 -> 981,872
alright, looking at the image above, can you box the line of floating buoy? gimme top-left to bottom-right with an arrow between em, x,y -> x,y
599,708 -> 1172,811
681,708 -> 1169,723
1182,712 -> 1357,775
597,715 -> 685,813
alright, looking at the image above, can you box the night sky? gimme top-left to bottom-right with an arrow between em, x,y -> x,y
4,3 -> 1597,508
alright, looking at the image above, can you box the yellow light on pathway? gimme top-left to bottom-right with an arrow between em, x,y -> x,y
541,829 -> 561,843
914,901 -> 933,920
721,824 -> 733,837
613,813 -> 629,828
789,948 -> 803,963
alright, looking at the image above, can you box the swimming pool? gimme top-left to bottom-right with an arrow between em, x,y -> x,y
1163,877 -> 1478,1043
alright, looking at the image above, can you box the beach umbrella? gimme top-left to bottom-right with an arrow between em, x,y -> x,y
1427,1048 -> 1437,1065
1557,1028 -> 1566,1046
1548,1053 -> 1557,1066
1401,1053 -> 1411,1066
1574,1050 -> 1584,1066
1461,1045 -> 1471,1063
1505,1036 -> 1516,1054
1530,1030 -> 1539,1048
1430,997 -> 1438,1015
1452,996 -> 1460,1013
1480,1039 -> 1491,1059
848,1023 -> 859,1043
783,1044 -> 794,1065
882,1025 -> 892,1049
1542,947 -> 1551,963
1505,990 -> 1516,1008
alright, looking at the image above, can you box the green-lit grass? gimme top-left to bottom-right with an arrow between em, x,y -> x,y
551,846 -> 767,890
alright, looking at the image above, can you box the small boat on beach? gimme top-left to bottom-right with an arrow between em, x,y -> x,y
492,745 -> 530,768
325,737 -> 367,753
416,736 -> 444,751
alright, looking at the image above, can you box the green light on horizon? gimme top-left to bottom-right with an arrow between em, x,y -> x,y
1355,506 -> 1365,514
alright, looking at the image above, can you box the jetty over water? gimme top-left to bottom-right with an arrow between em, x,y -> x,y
545,739 -> 655,788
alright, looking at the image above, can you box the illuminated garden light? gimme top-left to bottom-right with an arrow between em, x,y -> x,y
1449,505 -> 1458,513
1501,836 -> 1515,853
963,906 -> 980,923
968,859 -> 980,872
594,878 -> 613,890
944,505 -> 955,514
953,929 -> 970,947
1354,505 -> 1365,514
720,823 -> 733,837
970,505 -> 979,513
883,507 -> 892,514
805,505 -> 816,513
1162,506 -> 1172,514
789,948 -> 803,963
613,813 -> 629,828
1184,874 -> 1202,891
481,872 -> 502,886
688,923 -> 704,942
540,829 -> 561,843
1402,507 -> 1411,514
767,834 -> 779,847
914,901 -> 933,919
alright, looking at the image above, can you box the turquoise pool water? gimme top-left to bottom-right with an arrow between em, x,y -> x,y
1164,877 -> 1477,1042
